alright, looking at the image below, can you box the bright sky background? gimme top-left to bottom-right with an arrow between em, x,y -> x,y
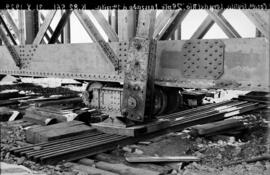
9,10 -> 257,43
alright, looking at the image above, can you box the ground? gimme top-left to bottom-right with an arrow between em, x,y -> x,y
0,77 -> 270,174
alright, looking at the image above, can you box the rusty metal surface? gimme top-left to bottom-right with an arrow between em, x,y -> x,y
122,11 -> 157,122
181,39 -> 224,80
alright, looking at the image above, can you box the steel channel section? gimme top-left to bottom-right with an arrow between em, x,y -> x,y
0,38 -> 269,91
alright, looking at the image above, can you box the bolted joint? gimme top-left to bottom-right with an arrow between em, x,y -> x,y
127,96 -> 137,109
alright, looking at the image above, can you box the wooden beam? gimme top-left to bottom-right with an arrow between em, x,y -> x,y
0,11 -> 20,42
191,9 -> 225,39
206,10 -> 241,38
33,10 -> 56,45
74,10 -> 119,70
90,10 -> 118,42
0,15 -> 17,45
159,10 -> 189,40
49,10 -> 72,44
242,9 -> 269,39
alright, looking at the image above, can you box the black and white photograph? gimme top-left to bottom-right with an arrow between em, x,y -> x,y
0,1 -> 269,174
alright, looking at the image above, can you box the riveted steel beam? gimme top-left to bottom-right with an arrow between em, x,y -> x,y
242,9 -> 269,39
0,10 -> 20,42
0,15 -> 17,45
158,10 -> 189,40
122,10 -> 157,122
91,10 -> 119,42
25,10 -> 39,44
118,10 -> 137,41
49,10 -> 72,44
154,10 -> 178,39
206,10 -> 241,38
39,13 -> 60,44
33,10 -> 57,45
74,10 -> 119,70
191,9 -> 225,39
0,23 -> 21,67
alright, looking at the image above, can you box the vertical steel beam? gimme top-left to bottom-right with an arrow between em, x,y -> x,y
91,10 -> 119,42
18,10 -> 25,45
118,10 -> 137,41
206,10 -> 241,38
33,10 -> 57,45
191,9 -> 224,39
25,10 -> 39,44
122,10 -> 157,122
112,10 -> 118,34
63,13 -> 71,43
49,10 -> 72,44
74,10 -> 119,70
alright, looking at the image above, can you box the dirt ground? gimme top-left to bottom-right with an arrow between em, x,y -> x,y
0,79 -> 270,174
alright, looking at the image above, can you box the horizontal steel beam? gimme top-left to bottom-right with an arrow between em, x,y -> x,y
0,38 -> 268,92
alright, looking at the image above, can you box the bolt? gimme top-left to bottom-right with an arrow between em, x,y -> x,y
127,97 -> 137,109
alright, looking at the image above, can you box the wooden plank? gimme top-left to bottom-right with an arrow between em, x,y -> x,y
36,124 -> 94,143
23,112 -> 57,126
91,120 -> 170,136
68,163 -> 118,175
78,158 -> 161,175
35,97 -> 82,107
33,10 -> 57,44
125,156 -> 200,163
206,10 -> 241,38
191,9 -> 225,39
91,10 -> 119,42
25,120 -> 84,143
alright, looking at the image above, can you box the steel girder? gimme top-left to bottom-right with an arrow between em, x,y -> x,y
0,38 -> 269,92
